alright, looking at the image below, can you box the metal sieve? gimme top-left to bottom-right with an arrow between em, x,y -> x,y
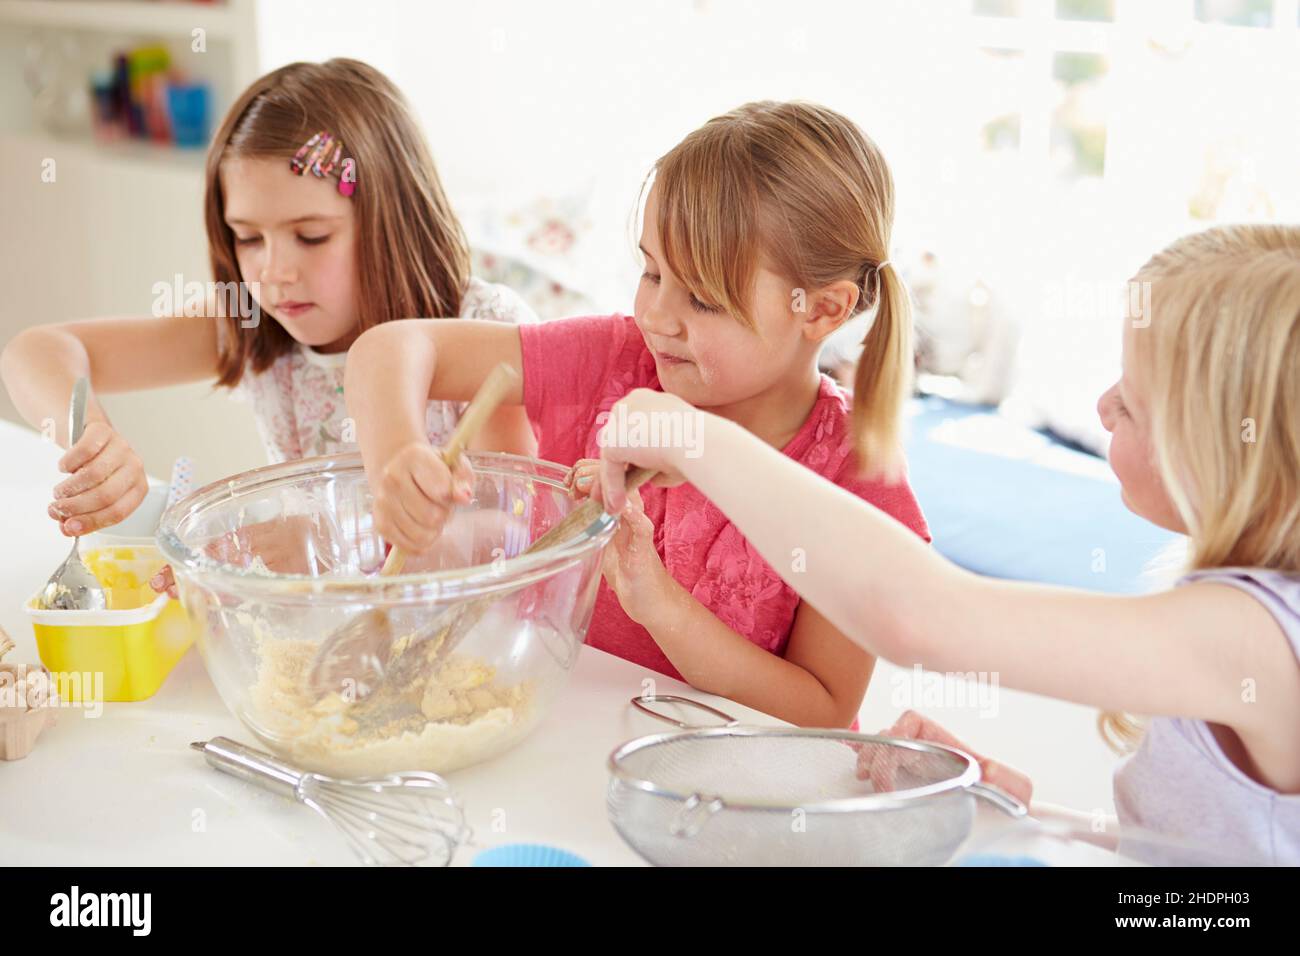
607,696 -> 1025,866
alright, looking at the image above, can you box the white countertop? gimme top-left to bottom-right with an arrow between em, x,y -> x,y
0,419 -> 791,865
0,418 -> 1115,867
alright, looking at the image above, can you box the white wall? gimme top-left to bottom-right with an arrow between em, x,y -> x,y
0,135 -> 266,486
257,0 -> 937,309
7,0 -> 1297,479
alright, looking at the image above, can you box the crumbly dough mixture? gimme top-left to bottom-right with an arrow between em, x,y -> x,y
248,635 -> 531,776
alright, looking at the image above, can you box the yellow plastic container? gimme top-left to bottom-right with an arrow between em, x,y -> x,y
24,542 -> 193,702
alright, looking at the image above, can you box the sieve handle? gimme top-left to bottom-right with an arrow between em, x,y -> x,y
631,694 -> 739,729
968,781 -> 1028,818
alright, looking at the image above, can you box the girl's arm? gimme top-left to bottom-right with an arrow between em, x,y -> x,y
639,582 -> 873,723
642,582 -> 873,727
466,406 -> 537,459
2,315 -> 220,535
344,319 -> 526,554
599,391 -> 1300,750
2,315 -> 219,444
345,318 -> 524,454
586,473 -> 871,726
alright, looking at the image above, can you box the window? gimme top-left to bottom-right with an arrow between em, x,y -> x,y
1195,0 -> 1274,27
968,0 -> 1297,201
1051,52 -> 1108,178
1056,0 -> 1115,22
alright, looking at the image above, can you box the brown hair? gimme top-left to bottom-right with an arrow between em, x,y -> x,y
204,58 -> 470,387
650,100 -> 912,478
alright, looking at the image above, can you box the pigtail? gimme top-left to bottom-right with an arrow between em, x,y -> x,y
852,261 -> 913,482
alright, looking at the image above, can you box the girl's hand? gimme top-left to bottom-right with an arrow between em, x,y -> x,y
149,565 -> 179,599
563,457 -> 601,500
588,476 -> 670,626
369,441 -> 475,556
597,388 -> 698,512
50,421 -> 148,537
152,514 -> 328,597
857,709 -> 1034,807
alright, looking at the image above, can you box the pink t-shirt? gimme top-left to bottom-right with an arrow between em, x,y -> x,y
520,313 -> 931,680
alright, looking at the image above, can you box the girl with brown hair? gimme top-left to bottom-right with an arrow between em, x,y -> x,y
2,59 -> 537,591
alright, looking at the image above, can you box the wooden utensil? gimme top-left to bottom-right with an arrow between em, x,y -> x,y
304,363 -> 519,699
344,465 -> 658,728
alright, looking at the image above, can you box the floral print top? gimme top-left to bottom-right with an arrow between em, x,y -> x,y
228,278 -> 536,464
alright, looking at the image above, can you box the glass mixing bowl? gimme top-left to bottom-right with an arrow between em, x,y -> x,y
157,451 -> 614,776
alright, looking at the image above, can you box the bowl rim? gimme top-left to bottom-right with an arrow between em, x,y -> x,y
155,450 -> 616,603
606,727 -> 983,813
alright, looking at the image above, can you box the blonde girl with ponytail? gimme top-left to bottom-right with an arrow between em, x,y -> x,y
346,101 -> 931,728
597,224 -> 1300,864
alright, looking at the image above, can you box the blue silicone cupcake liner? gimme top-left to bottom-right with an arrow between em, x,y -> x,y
473,843 -> 591,867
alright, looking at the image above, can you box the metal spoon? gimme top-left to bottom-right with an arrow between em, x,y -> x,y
38,377 -> 108,611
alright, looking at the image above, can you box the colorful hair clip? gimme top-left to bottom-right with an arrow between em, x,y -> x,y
290,131 -> 321,175
290,129 -> 357,197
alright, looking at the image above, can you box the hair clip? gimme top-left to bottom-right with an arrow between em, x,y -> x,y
862,259 -> 892,308
290,129 -> 357,197
289,131 -> 321,175
310,133 -> 331,175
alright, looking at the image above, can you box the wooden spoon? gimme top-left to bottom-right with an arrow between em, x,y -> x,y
303,363 -> 519,699
344,465 -> 658,728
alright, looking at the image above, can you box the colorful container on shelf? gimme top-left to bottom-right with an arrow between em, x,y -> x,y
88,44 -> 211,148
165,82 -> 211,148
23,540 -> 193,703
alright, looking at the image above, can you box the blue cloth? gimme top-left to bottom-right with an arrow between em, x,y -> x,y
902,397 -> 1177,594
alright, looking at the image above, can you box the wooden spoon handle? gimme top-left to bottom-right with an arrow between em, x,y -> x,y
523,466 -> 657,556
380,363 -> 521,576
387,467 -> 660,681
442,363 -> 520,467
439,465 -> 657,640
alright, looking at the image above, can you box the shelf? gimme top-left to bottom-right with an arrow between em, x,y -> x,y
0,0 -> 239,40
1,129 -> 208,173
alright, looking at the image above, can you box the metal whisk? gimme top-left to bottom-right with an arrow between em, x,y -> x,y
191,737 -> 472,866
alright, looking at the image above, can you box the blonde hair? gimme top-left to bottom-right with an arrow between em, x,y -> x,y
649,101 -> 912,479
1100,224 -> 1300,751
204,58 -> 470,387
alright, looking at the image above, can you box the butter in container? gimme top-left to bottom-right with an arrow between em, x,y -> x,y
23,539 -> 193,702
